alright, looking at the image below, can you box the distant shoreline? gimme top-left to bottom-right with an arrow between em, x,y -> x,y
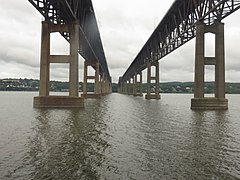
1,78 -> 240,94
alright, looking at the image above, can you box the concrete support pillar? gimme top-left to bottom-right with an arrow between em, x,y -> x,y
146,63 -> 151,98
215,22 -> 225,99
34,21 -> 84,108
82,62 -> 101,98
83,61 -> 88,95
191,22 -> 228,110
128,79 -> 131,95
145,62 -> 160,99
39,21 -> 50,96
128,78 -> 134,95
123,82 -> 127,94
69,21 -> 80,97
133,75 -> 136,95
134,72 -> 143,96
110,81 -> 112,93
125,82 -> 128,94
94,62 -> 100,95
106,79 -> 110,94
118,83 -> 122,93
194,22 -> 205,99
98,74 -> 102,94
125,82 -> 127,94
106,77 -> 112,94
101,74 -> 106,95
127,80 -> 130,95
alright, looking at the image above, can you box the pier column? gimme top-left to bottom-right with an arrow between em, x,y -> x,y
191,22 -> 228,110
101,74 -> 106,95
39,21 -> 50,96
82,62 -> 101,98
127,79 -> 130,95
127,79 -> 131,95
145,62 -> 160,99
129,77 -> 134,95
83,61 -> 88,95
194,22 -> 205,99
215,22 -> 225,99
123,82 -> 128,94
69,21 -> 80,97
118,83 -> 122,93
134,72 -> 143,96
99,74 -> 103,94
94,62 -> 100,95
34,21 -> 84,108
133,76 -> 136,95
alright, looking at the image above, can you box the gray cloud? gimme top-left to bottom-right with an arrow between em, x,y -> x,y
0,0 -> 240,83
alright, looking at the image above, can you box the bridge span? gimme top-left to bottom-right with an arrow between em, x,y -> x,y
118,0 -> 240,110
29,0 -> 112,108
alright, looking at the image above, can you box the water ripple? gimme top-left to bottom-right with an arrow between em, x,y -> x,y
0,93 -> 240,179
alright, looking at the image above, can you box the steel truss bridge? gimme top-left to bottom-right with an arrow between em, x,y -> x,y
119,0 -> 240,84
28,0 -> 111,82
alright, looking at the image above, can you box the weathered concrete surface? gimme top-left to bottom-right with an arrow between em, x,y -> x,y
145,62 -> 160,100
193,22 -> 228,110
82,62 -> 112,98
145,94 -> 161,100
133,72 -> 143,96
34,21 -> 82,108
191,98 -> 228,110
34,96 -> 84,108
134,94 -> 143,97
81,94 -> 102,98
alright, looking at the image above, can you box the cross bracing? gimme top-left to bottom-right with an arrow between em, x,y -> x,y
120,0 -> 240,83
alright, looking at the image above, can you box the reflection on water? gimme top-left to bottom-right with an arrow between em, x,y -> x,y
0,92 -> 240,179
28,102 -> 111,179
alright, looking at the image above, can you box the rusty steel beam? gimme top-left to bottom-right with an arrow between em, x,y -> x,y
120,0 -> 240,83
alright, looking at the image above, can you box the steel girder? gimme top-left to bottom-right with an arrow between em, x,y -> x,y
120,0 -> 240,83
28,0 -> 111,82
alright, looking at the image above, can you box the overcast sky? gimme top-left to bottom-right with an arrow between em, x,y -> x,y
0,0 -> 240,83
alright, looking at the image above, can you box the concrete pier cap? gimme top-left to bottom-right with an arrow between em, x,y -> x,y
34,96 -> 84,108
191,98 -> 228,110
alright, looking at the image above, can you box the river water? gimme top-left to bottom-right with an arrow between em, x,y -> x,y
0,92 -> 240,179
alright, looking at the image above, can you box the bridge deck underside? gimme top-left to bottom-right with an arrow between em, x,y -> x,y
28,0 -> 111,82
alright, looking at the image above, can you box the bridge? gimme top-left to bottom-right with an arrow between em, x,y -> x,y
118,0 -> 240,110
28,0 -> 240,109
29,0 -> 112,107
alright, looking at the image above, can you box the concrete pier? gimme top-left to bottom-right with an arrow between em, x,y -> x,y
122,81 -> 128,94
145,62 -> 161,100
101,74 -> 111,95
191,22 -> 228,110
82,63 -> 112,98
133,72 -> 143,96
34,21 -> 84,108
128,78 -> 134,95
82,62 -> 102,98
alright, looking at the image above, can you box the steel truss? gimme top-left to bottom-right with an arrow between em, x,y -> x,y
120,0 -> 240,83
28,0 -> 111,82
